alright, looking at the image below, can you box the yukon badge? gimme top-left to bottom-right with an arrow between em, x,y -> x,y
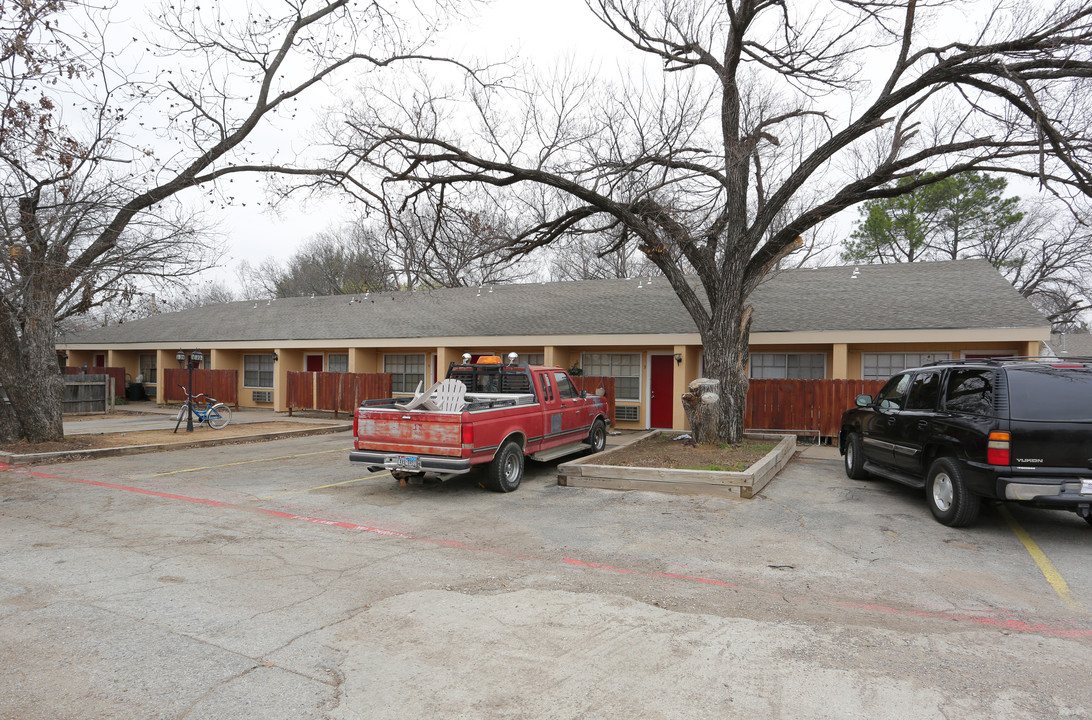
1015,458 -> 1044,464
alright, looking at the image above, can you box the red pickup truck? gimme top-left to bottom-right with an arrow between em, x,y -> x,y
350,359 -> 609,491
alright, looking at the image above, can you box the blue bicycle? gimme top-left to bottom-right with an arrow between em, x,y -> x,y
175,385 -> 232,430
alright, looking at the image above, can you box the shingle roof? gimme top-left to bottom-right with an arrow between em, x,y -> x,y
1048,332 -> 1092,357
60,259 -> 1048,345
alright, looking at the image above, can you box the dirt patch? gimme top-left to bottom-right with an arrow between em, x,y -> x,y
0,422 -> 332,455
602,433 -> 777,472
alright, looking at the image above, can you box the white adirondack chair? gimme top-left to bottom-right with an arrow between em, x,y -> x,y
394,378 -> 466,412
431,378 -> 467,412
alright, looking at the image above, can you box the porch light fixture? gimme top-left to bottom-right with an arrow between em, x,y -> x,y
270,351 -> 278,363
176,348 -> 186,366
674,353 -> 683,366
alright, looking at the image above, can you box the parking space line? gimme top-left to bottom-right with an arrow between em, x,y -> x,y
149,447 -> 352,477
258,472 -> 389,500
1000,507 -> 1082,611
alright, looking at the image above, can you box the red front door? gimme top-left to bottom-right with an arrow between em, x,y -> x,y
305,355 -> 324,372
650,355 -> 674,428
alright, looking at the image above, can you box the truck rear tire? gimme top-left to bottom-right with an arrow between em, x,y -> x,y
486,440 -> 524,493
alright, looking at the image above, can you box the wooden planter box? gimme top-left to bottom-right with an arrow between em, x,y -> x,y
557,431 -> 797,499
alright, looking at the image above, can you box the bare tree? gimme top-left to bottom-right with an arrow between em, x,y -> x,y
58,278 -> 242,331
382,201 -> 539,288
0,0 -> 473,442
986,208 -> 1092,327
547,231 -> 659,281
333,0 -> 1092,442
243,198 -> 534,297
241,225 -> 396,298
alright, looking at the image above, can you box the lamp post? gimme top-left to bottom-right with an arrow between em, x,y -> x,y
176,348 -> 204,432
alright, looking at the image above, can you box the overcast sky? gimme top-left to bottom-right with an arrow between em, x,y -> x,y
110,0 -> 1062,295
189,0 -> 628,289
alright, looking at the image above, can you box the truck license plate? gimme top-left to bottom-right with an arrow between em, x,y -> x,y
1082,479 -> 1092,495
395,455 -> 419,470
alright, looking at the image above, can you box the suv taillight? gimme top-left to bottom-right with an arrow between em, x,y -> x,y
987,431 -> 1010,465
353,409 -> 359,439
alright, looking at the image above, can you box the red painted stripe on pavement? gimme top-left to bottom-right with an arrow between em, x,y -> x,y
833,602 -> 1092,639
0,463 -> 410,539
4,462 -> 1089,639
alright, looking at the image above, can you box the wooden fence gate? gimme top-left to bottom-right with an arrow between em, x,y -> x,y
62,374 -> 112,414
162,369 -> 240,407
744,379 -> 887,439
287,372 -> 392,417
65,366 -> 125,398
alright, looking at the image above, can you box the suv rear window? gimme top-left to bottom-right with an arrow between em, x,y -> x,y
1007,367 -> 1092,421
945,369 -> 995,415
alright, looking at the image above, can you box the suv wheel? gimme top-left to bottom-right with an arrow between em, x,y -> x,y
843,432 -> 869,480
925,458 -> 981,527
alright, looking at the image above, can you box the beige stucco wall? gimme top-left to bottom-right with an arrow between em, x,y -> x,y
58,326 -> 1049,429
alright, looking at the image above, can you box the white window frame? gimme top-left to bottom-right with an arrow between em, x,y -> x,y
384,352 -> 426,394
581,352 -> 642,402
243,353 -> 275,389
138,353 -> 157,385
748,352 -> 827,380
862,352 -> 951,380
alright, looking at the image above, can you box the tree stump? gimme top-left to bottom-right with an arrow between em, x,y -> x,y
681,377 -> 721,445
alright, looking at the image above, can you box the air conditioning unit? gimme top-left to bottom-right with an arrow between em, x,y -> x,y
615,405 -> 639,422
252,390 -> 273,403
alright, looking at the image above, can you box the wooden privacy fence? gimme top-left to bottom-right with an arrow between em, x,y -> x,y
65,366 -> 125,398
63,374 -> 112,414
572,376 -> 617,427
287,371 -> 616,422
745,379 -> 887,439
162,369 -> 239,407
287,372 -> 392,417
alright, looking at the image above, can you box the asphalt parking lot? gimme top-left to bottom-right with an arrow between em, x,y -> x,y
1,431 -> 1089,719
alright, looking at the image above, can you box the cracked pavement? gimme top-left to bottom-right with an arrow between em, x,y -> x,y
1,432 -> 1090,719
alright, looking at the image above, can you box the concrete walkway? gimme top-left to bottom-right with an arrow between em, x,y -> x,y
63,402 -> 343,435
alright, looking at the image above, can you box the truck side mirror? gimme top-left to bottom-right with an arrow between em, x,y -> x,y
579,390 -> 587,399
855,394 -> 873,407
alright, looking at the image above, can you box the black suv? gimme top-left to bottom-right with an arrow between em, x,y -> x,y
839,357 -> 1092,527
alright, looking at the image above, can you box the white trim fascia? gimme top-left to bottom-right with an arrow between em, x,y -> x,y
60,333 -> 702,351
958,348 -> 1018,359
749,327 -> 1048,345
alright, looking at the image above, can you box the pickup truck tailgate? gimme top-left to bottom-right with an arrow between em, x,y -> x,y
355,409 -> 465,457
